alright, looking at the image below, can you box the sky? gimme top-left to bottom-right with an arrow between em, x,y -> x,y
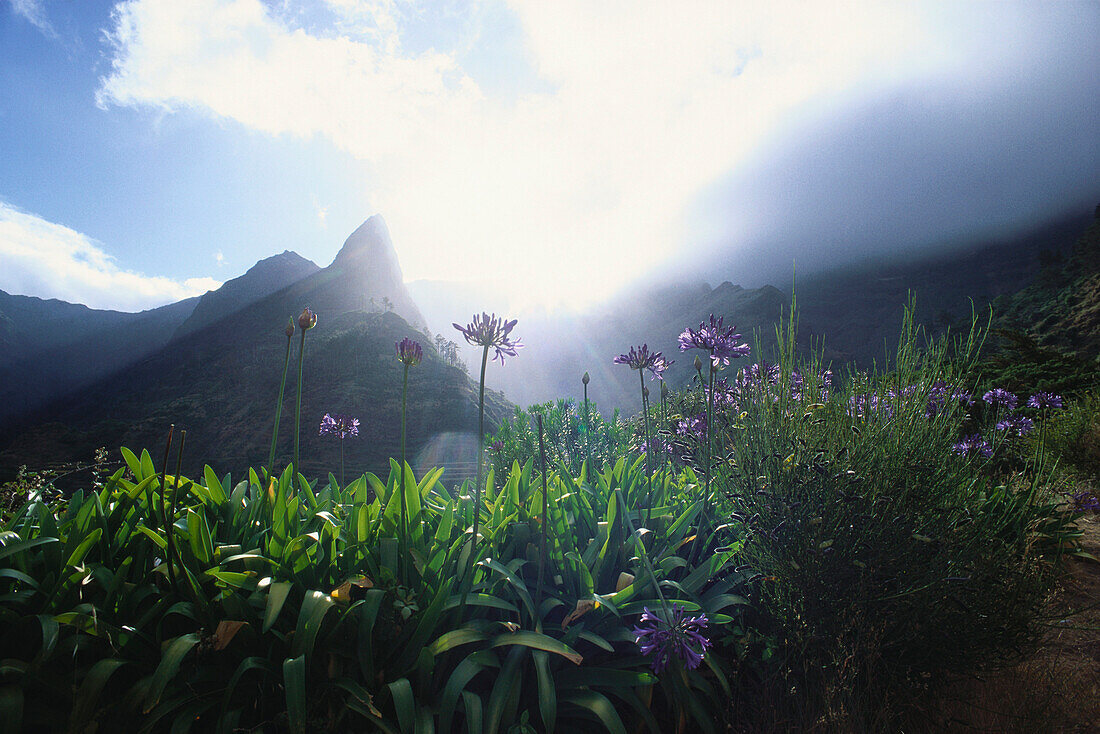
1,0 -> 1098,313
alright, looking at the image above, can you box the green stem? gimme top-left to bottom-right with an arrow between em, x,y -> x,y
614,487 -> 671,615
583,382 -> 590,473
640,369 -> 653,523
536,413 -> 549,613
292,329 -> 306,480
268,334 -> 292,477
468,344 -> 490,585
400,363 -> 410,586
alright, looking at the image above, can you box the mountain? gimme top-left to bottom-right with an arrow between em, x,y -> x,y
419,207 -> 1096,413
174,251 -> 319,338
992,204 -> 1100,358
0,216 -> 506,481
0,295 -> 200,428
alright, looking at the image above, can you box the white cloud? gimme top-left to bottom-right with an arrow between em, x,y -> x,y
95,0 -> 961,310
0,201 -> 221,311
9,0 -> 56,37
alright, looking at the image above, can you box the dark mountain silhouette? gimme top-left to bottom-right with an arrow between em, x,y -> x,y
174,251 -> 319,338
0,295 -> 199,427
0,216 -> 505,481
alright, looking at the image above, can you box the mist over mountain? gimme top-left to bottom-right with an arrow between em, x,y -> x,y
3,204 -> 1098,480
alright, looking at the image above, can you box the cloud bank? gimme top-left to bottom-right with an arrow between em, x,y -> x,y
94,1 -> 1099,306
0,201 -> 221,311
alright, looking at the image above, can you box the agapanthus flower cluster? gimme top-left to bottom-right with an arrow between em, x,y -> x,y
952,433 -> 993,458
633,605 -> 712,673
319,413 -> 359,440
453,313 -> 522,364
1070,490 -> 1100,513
926,381 -> 973,419
614,344 -> 673,380
395,337 -> 423,366
995,415 -> 1035,437
982,388 -> 1018,411
678,314 -> 751,367
1027,392 -> 1064,410
676,413 -> 708,441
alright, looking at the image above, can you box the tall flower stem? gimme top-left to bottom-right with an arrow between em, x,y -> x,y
469,343 -> 490,582
582,372 -> 591,473
400,361 -> 410,585
536,413 -> 549,612
339,439 -> 345,487
291,309 -> 317,479
267,319 -> 294,478
292,326 -> 306,479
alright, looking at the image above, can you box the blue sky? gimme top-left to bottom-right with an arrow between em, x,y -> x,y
2,0 -> 1098,312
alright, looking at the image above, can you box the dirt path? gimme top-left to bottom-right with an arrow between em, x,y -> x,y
935,514 -> 1100,732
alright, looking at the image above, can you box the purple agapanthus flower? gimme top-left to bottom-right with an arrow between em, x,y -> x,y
676,413 -> 708,441
614,344 -> 672,380
995,414 -> 1035,437
982,388 -> 1018,411
319,413 -> 359,440
926,381 -> 973,419
395,337 -> 423,366
633,605 -> 712,673
453,312 -> 522,364
1027,392 -> 1064,410
952,433 -> 992,458
1070,490 -> 1100,513
678,314 -> 751,367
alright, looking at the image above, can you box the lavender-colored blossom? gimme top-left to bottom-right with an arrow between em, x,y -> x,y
614,344 -> 672,380
982,388 -> 1018,411
1027,392 -> 1064,410
1070,490 -> 1100,513
849,393 -> 894,419
677,413 -> 708,441
319,413 -> 359,440
633,605 -> 712,673
395,337 -> 423,366
952,433 -> 992,458
453,312 -> 522,364
926,381 -> 973,418
995,415 -> 1035,437
678,314 -> 751,367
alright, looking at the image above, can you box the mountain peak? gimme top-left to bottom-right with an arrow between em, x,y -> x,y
331,215 -> 400,277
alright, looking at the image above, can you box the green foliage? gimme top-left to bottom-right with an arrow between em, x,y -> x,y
0,450 -> 739,732
487,400 -> 632,479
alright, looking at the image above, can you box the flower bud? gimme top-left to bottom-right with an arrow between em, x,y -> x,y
661,381 -> 668,398
693,355 -> 703,372
298,307 -> 317,331
284,318 -> 295,339
582,371 -> 590,385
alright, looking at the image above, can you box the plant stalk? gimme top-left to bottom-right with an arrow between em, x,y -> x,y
292,328 -> 306,479
268,330 -> 293,477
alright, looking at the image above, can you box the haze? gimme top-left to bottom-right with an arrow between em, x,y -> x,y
1,1 -> 1097,314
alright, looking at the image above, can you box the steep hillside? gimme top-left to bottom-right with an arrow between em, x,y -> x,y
0,216 -> 505,481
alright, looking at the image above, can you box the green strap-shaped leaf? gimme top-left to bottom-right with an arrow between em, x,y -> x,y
438,653 -> 492,734
489,630 -> 583,665
263,581 -> 293,633
462,690 -> 484,734
143,633 -> 200,713
0,536 -> 58,563
428,627 -> 489,655
485,645 -> 525,734
560,691 -> 627,734
291,590 -> 334,659
187,510 -> 214,566
387,678 -> 416,734
69,658 -> 127,733
533,650 -> 556,734
283,655 -> 307,734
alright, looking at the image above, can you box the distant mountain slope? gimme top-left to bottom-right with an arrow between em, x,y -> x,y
174,250 -> 319,338
0,290 -> 140,367
0,296 -> 199,427
993,204 -> 1100,358
0,216 -> 505,480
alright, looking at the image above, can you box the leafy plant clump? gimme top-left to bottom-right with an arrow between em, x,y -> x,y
0,302 -> 1088,733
